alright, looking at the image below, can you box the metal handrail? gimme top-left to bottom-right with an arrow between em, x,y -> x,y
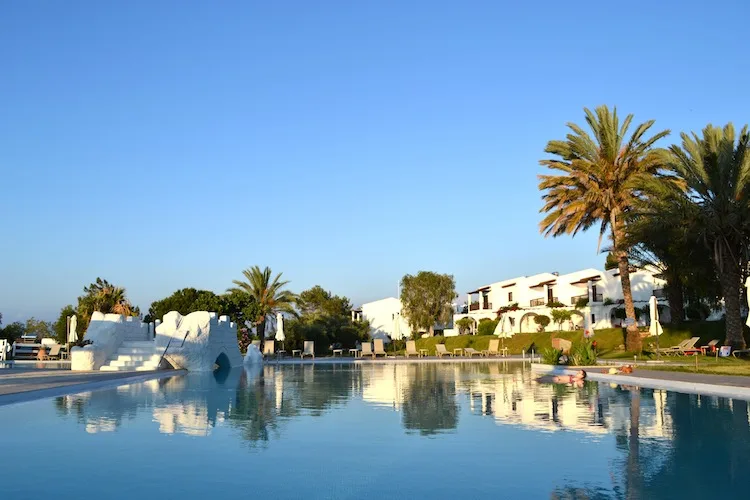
157,331 -> 190,369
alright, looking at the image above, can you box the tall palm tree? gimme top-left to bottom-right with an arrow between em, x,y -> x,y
538,105 -> 670,352
664,124 -> 750,350
228,266 -> 296,350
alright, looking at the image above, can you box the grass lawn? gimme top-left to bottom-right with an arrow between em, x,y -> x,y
643,357 -> 750,377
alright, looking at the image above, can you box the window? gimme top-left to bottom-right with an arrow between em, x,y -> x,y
591,314 -> 596,323
547,287 -> 554,302
508,292 -> 513,302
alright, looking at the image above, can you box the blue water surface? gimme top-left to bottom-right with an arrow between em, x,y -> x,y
0,362 -> 747,499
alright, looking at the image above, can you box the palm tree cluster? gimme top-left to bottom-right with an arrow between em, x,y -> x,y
540,106 -> 750,351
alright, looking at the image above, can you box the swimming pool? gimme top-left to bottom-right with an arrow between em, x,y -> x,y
0,362 -> 747,499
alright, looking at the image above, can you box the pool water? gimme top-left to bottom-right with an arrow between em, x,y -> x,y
1,363 -> 748,499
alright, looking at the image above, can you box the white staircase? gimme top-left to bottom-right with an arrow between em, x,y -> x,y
100,340 -> 163,372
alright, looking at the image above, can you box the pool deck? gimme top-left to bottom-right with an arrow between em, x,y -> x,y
0,369 -> 185,407
532,363 -> 750,400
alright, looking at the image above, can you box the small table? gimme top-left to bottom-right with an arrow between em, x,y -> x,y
419,348 -> 429,357
292,349 -> 302,358
453,348 -> 464,357
333,349 -> 343,357
277,349 -> 287,359
500,347 -> 509,357
349,348 -> 360,358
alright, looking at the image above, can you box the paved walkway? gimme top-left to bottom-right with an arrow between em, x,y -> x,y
611,368 -> 750,388
0,369 -> 183,406
273,355 -> 537,365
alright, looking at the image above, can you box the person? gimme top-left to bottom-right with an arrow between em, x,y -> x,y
552,370 -> 587,384
606,365 -> 633,375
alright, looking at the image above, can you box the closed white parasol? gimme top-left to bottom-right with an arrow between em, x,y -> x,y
68,315 -> 79,343
583,313 -> 595,338
494,315 -> 512,339
275,313 -> 285,342
648,295 -> 663,336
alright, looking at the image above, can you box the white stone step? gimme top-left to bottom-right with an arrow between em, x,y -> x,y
110,354 -> 162,363
109,358 -> 161,367
120,341 -> 156,348
100,363 -> 159,372
116,347 -> 160,355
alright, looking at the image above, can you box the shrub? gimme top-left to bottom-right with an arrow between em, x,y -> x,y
569,340 -> 597,366
496,303 -> 520,315
603,297 -> 614,306
547,300 -> 566,308
534,315 -> 551,332
575,297 -> 589,308
477,318 -> 499,336
550,309 -> 572,330
456,317 -> 475,335
540,347 -> 563,365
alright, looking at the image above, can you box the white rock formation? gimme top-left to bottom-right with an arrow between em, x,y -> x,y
71,313 -> 150,371
155,311 -> 243,372
243,344 -> 262,365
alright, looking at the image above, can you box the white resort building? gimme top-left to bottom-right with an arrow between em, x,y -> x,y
354,297 -> 455,340
454,267 -> 669,334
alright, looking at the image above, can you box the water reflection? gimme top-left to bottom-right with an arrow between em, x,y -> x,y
48,363 -> 750,496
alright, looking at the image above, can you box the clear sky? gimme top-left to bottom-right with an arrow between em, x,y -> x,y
2,0 -> 750,323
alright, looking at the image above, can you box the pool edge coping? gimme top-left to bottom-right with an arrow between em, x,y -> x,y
530,363 -> 750,400
0,369 -> 187,407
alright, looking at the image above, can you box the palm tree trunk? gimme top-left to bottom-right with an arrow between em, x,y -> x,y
618,253 -> 642,352
666,272 -> 684,325
257,319 -> 266,352
717,248 -> 746,350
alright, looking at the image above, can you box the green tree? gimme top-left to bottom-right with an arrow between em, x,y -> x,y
145,288 -> 223,323
534,314 -> 551,332
228,266 -> 296,350
550,309 -> 572,331
539,105 -> 669,352
400,271 -> 456,339
456,317 -> 475,335
54,305 -> 77,344
0,321 -> 25,342
76,278 -> 140,333
661,124 -> 750,349
24,317 -> 54,339
296,285 -> 352,319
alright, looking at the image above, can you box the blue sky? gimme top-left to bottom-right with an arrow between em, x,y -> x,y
2,0 -> 749,323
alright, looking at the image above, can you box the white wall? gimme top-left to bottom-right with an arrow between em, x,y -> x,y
360,297 -> 412,340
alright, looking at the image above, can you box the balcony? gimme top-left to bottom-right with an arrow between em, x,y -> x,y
570,294 -> 588,305
592,293 -> 603,302
530,298 -> 546,307
469,302 -> 480,311
483,302 -> 492,310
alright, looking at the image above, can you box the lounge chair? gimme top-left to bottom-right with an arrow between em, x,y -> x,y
374,339 -> 387,357
464,347 -> 483,357
360,342 -> 375,359
46,344 -> 62,360
301,341 -> 315,359
482,339 -> 500,357
656,337 -> 700,356
435,344 -> 453,358
263,340 -> 276,359
405,341 -> 421,358
701,339 -> 720,354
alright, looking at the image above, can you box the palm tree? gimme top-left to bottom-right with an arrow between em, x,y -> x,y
228,266 -> 296,350
538,105 -> 669,352
664,124 -> 750,350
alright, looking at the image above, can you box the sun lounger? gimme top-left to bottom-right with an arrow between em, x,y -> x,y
301,341 -> 315,359
464,347 -> 483,357
263,340 -> 276,359
361,342 -> 375,358
373,339 -> 387,357
405,341 -> 421,358
482,339 -> 500,357
700,339 -> 720,353
656,337 -> 699,356
46,344 -> 61,360
435,344 -> 453,358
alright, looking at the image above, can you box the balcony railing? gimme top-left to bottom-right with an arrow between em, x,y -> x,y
469,302 -> 480,311
483,302 -> 492,310
530,298 -> 546,307
592,293 -> 603,302
571,294 -> 588,305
